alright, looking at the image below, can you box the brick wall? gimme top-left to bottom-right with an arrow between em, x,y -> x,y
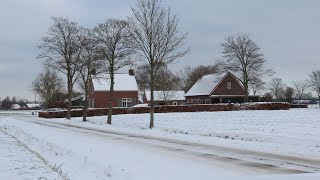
89,91 -> 138,108
211,73 -> 245,95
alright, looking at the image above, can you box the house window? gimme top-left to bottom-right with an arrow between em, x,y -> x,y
205,99 -> 211,104
227,82 -> 232,89
122,98 -> 132,107
173,101 -> 178,105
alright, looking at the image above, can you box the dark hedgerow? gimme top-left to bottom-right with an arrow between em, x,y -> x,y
38,103 -> 290,119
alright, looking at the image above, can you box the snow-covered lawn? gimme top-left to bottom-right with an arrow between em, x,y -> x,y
47,108 -> 320,159
0,130 -> 61,179
1,109 -> 320,179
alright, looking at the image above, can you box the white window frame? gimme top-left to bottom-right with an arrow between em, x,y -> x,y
227,82 -> 232,89
172,101 -> 178,105
122,98 -> 132,107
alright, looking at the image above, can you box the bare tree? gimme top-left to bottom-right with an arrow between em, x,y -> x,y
283,86 -> 295,103
218,34 -> 271,102
249,77 -> 266,96
76,27 -> 104,122
268,78 -> 285,100
136,63 -> 180,104
308,69 -> 320,107
32,66 -> 64,108
94,19 -> 133,125
128,0 -> 189,128
292,80 -> 308,104
156,66 -> 180,105
135,63 -> 180,91
38,17 -> 81,119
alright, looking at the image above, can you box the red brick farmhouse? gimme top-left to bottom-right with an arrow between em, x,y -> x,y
185,72 -> 260,104
89,73 -> 139,108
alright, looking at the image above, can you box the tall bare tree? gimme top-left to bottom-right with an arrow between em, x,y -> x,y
292,80 -> 308,104
128,0 -> 189,128
32,66 -> 64,108
218,34 -> 271,102
308,69 -> 320,107
268,78 -> 285,100
94,19 -> 133,125
76,27 -> 104,122
38,17 -> 81,119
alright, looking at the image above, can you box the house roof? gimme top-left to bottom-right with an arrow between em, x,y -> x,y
26,103 -> 40,108
92,74 -> 138,91
64,95 -> 85,103
185,73 -> 226,96
145,91 -> 185,101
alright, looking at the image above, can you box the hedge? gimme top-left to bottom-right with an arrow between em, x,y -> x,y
38,102 -> 290,119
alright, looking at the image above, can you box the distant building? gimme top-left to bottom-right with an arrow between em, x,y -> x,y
143,90 -> 185,105
89,71 -> 139,108
11,104 -> 21,110
64,95 -> 85,107
26,103 -> 40,109
185,72 -> 260,104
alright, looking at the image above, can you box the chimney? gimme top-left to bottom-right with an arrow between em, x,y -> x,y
129,69 -> 134,76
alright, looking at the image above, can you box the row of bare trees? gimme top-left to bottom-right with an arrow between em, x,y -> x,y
267,72 -> 320,105
0,96 -> 30,110
37,18 -> 135,123
35,0 -> 189,128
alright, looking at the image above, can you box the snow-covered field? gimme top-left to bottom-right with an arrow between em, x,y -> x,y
1,109 -> 320,179
0,130 -> 61,179
48,108 -> 320,158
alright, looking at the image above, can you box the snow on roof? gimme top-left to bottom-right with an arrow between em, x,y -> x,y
145,91 -> 185,101
92,74 -> 138,91
11,104 -> 21,109
26,104 -> 40,108
185,74 -> 224,97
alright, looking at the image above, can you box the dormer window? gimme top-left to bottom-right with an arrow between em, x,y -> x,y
227,82 -> 232,89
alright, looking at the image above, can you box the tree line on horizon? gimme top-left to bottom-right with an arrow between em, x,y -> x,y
31,0 -> 320,129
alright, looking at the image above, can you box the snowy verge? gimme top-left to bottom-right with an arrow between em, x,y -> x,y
0,123 -> 119,180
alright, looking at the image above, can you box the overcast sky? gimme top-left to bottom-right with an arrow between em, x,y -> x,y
1,0 -> 320,100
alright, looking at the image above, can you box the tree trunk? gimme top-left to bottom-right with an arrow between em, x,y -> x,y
83,83 -> 89,122
67,76 -> 72,120
107,73 -> 114,124
244,82 -> 249,103
318,95 -> 320,108
149,67 -> 155,129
